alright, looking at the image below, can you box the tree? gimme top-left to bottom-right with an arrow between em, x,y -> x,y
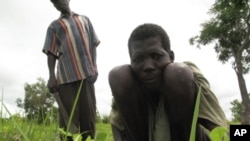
230,94 -> 250,122
230,99 -> 242,122
17,77 -> 56,124
190,0 -> 250,124
16,97 -> 23,108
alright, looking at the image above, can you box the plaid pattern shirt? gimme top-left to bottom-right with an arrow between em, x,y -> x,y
43,13 -> 100,84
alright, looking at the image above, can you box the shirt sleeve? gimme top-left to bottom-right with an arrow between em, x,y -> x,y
86,17 -> 100,48
42,25 -> 60,57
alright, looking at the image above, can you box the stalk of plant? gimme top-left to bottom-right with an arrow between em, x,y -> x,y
0,99 -> 31,141
0,89 -> 2,124
62,80 -> 84,141
189,86 -> 201,141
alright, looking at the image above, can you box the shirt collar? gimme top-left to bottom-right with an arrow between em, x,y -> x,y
59,12 -> 78,18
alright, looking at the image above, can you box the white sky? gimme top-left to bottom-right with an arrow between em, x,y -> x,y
0,0 -> 249,120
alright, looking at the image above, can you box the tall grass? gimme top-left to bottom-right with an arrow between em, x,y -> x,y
1,83 -> 231,141
1,99 -> 31,141
0,116 -> 112,141
0,82 -> 113,141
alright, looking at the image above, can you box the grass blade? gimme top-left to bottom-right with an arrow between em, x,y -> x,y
189,86 -> 201,141
0,99 -> 31,141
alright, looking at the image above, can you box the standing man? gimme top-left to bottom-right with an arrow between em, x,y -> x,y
42,0 -> 100,140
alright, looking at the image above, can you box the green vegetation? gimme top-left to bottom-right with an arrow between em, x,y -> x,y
190,0 -> 250,124
16,78 -> 56,124
209,127 -> 229,141
0,115 -> 113,141
230,94 -> 250,123
0,75 -> 247,141
1,78 -> 113,141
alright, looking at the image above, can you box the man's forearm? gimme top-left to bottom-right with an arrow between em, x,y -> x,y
92,47 -> 97,68
47,53 -> 59,93
47,53 -> 57,77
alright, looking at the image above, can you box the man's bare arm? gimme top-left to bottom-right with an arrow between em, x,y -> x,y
47,52 -> 58,93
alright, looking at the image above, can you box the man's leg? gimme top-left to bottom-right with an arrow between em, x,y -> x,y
109,65 -> 149,141
79,80 -> 96,140
163,63 -> 196,141
58,81 -> 80,140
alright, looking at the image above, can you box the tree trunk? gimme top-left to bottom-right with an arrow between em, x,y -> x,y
236,72 -> 250,124
235,56 -> 250,124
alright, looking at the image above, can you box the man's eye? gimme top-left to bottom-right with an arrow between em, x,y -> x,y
152,54 -> 162,60
133,56 -> 143,63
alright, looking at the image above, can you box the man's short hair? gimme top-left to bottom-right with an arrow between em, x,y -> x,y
50,0 -> 59,3
128,23 -> 171,56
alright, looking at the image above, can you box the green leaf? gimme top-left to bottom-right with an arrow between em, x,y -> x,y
73,133 -> 82,141
189,86 -> 202,141
209,127 -> 229,141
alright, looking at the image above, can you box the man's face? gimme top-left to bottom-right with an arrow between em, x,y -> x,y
130,36 -> 171,90
52,0 -> 70,13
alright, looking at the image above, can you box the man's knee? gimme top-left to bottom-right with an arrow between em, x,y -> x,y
163,63 -> 194,91
109,64 -> 137,96
162,63 -> 196,123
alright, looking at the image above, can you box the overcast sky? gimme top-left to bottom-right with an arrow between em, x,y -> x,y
0,0 -> 249,120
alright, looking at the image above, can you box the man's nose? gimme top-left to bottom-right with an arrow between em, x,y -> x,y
143,58 -> 155,73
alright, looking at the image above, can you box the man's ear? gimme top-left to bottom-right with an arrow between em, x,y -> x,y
170,50 -> 175,62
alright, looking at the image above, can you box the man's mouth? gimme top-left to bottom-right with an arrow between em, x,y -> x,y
143,77 -> 160,84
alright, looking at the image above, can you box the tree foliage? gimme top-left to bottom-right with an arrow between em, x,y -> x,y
190,0 -> 250,72
230,99 -> 242,122
16,97 -> 23,109
17,77 -> 56,124
230,94 -> 250,122
190,0 -> 250,124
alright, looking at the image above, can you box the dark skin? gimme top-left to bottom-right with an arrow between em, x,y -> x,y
52,0 -> 71,16
47,0 -> 98,93
109,36 -> 205,141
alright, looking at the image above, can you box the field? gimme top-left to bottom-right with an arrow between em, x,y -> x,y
0,117 -> 113,141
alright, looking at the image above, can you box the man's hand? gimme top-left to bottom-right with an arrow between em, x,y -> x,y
47,76 -> 59,93
87,73 -> 98,83
87,66 -> 98,83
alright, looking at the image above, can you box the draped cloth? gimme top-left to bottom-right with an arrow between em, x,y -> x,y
184,61 -> 227,128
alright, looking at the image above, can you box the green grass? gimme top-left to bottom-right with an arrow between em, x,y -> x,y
0,118 -> 113,141
0,82 -> 113,141
0,118 -> 59,141
91,123 -> 113,141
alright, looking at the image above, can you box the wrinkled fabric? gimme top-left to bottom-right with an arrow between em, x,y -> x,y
148,97 -> 170,141
43,14 -> 100,84
184,61 -> 227,128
